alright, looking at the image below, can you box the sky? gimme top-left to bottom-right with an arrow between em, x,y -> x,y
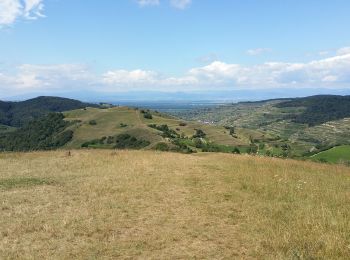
1,0 -> 350,100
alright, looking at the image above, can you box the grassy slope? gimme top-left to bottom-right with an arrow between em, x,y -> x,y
0,150 -> 349,259
311,145 -> 350,163
64,107 -> 248,149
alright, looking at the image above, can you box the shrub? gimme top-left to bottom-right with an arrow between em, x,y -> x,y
232,147 -> 240,154
143,112 -> 153,119
193,138 -> 203,148
247,145 -> 258,154
148,124 -> 179,138
225,126 -> 235,135
193,129 -> 206,138
154,142 -> 169,151
107,136 -> 114,144
89,120 -> 97,125
114,134 -> 150,149
179,122 -> 187,126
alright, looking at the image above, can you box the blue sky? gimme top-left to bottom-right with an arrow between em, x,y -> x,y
1,0 -> 350,100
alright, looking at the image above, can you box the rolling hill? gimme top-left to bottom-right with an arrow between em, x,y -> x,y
1,95 -> 349,164
0,96 -> 97,127
63,106 -> 253,151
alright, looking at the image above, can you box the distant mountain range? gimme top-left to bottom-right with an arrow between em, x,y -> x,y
3,88 -> 350,103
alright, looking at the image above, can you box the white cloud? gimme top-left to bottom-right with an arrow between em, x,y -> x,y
103,69 -> 158,85
170,0 -> 191,9
337,47 -> 350,55
247,48 -> 271,56
1,51 -> 350,97
0,64 -> 95,92
0,0 -> 22,25
318,51 -> 329,56
23,0 -> 45,19
136,0 -> 160,7
0,0 -> 45,26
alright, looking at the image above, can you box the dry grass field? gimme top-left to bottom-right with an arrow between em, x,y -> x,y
1,150 -> 349,259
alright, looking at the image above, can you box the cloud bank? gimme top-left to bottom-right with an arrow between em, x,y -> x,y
1,48 -> 350,97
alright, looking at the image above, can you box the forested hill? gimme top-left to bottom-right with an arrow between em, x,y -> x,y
275,95 -> 350,126
0,96 -> 98,127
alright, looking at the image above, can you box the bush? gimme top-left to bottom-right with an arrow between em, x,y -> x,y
89,120 -> 97,125
148,124 -> 179,138
193,129 -> 206,138
154,142 -> 169,151
82,134 -> 150,150
114,134 -> 150,149
247,145 -> 258,154
232,147 -> 240,154
193,138 -> 203,148
143,112 -> 153,119
265,150 -> 272,156
179,122 -> 187,126
224,126 -> 235,135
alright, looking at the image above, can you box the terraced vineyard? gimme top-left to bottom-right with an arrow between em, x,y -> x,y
175,96 -> 350,160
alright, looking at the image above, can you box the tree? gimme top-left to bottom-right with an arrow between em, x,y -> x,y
193,138 -> 203,148
193,129 -> 206,138
143,112 -> 153,119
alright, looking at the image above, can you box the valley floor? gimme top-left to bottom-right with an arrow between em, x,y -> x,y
0,150 -> 349,259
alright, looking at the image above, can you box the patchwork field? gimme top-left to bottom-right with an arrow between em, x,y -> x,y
1,150 -> 349,259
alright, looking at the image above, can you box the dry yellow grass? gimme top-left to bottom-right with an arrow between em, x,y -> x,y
0,150 -> 349,259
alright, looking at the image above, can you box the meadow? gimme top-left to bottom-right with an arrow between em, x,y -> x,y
1,150 -> 349,259
311,145 -> 350,164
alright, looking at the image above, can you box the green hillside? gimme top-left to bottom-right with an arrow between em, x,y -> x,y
0,96 -> 97,127
311,145 -> 350,164
0,113 -> 73,152
64,106 -> 252,152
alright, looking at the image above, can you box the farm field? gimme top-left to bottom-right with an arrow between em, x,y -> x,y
311,145 -> 350,164
1,150 -> 349,259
